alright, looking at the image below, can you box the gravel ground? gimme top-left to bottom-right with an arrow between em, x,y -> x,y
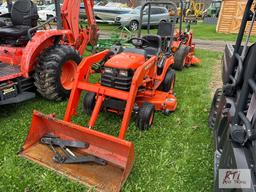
194,39 -> 230,52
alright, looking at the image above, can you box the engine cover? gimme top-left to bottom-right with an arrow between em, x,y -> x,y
104,52 -> 146,70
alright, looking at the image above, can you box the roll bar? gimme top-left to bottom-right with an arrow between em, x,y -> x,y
138,1 -> 183,37
54,0 -> 62,30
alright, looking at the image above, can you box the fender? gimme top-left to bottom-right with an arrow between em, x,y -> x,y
155,56 -> 174,87
21,29 -> 74,78
171,40 -> 181,50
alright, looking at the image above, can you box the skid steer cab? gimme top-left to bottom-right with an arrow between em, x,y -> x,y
208,0 -> 256,190
0,0 -> 98,106
20,2 -> 178,191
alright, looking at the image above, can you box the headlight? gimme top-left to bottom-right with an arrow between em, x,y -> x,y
104,67 -> 113,74
119,70 -> 128,77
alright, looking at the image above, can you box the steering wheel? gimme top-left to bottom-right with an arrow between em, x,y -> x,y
128,37 -> 152,48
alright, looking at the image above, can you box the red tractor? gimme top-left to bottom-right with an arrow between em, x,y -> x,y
136,0 -> 199,71
172,0 -> 200,70
20,1 -> 179,191
0,0 -> 98,106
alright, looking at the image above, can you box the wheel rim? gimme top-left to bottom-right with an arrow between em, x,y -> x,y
130,22 -> 138,31
149,112 -> 154,125
182,57 -> 186,67
60,60 -> 77,90
170,77 -> 175,90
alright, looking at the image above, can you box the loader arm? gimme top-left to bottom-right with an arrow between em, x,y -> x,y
61,0 -> 98,53
64,52 -> 158,139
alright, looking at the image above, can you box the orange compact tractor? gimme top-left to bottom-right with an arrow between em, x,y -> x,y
20,1 -> 178,191
0,0 -> 97,105
171,0 -> 200,70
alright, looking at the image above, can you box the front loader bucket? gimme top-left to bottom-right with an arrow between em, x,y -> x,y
19,111 -> 135,192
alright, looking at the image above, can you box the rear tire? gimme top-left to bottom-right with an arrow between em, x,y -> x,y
136,103 -> 155,131
46,14 -> 54,21
160,69 -> 176,92
129,20 -> 139,31
208,88 -> 223,129
173,45 -> 190,71
34,45 -> 81,101
83,92 -> 96,115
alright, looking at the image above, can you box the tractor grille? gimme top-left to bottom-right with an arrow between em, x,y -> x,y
101,71 -> 132,91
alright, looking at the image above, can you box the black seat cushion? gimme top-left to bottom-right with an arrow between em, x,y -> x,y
142,35 -> 162,56
0,25 -> 30,38
11,0 -> 38,27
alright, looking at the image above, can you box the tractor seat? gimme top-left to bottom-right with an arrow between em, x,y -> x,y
0,0 -> 38,40
0,25 -> 31,38
142,35 -> 162,56
157,23 -> 174,52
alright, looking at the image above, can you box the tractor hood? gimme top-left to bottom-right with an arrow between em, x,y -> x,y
104,52 -> 146,70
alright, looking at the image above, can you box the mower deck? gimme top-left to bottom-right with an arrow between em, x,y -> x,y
136,90 -> 177,111
0,63 -> 22,81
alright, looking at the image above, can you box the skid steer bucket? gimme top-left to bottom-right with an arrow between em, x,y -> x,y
19,111 -> 135,192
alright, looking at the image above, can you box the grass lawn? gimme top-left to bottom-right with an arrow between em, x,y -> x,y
0,49 -> 222,191
98,22 -> 256,42
189,22 -> 256,41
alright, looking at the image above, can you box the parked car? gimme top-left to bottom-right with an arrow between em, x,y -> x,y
94,2 -> 132,21
115,6 -> 170,31
80,2 -> 132,22
37,5 -> 47,11
0,3 -> 8,15
38,4 -> 61,21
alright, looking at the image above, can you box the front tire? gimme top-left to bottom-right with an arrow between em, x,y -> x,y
34,45 -> 81,101
83,92 -> 96,115
46,14 -> 54,21
208,88 -> 223,129
173,45 -> 190,71
160,69 -> 176,92
136,103 -> 155,131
